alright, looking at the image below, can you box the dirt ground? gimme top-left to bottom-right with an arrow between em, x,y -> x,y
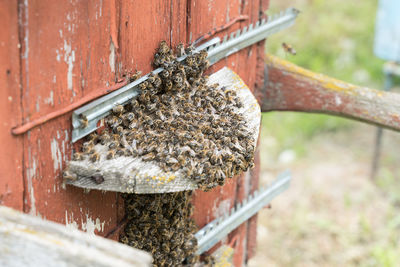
248,122 -> 400,267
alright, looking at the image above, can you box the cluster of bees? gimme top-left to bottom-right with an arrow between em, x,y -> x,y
73,41 -> 255,191
120,191 -> 199,266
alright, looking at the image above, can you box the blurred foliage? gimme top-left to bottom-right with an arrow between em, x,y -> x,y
259,1 -> 400,266
261,0 -> 384,156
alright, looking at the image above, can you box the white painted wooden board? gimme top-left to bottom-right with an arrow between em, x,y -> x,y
0,206 -> 152,267
65,67 -> 261,194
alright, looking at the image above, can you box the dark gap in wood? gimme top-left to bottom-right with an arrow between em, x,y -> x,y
186,0 -> 192,44
17,0 -> 27,213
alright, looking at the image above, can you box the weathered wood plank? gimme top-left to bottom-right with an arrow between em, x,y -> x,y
0,1 -> 24,210
187,1 -> 266,263
65,67 -> 261,194
0,206 -> 152,267
263,54 -> 400,131
18,0 -> 122,237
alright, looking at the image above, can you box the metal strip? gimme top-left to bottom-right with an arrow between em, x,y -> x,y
195,171 -> 291,255
72,7 -> 299,142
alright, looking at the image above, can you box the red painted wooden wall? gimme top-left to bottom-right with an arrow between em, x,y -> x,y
1,1 -> 268,266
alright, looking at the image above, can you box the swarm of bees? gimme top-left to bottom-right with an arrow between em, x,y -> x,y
72,40 -> 255,191
120,191 -> 199,267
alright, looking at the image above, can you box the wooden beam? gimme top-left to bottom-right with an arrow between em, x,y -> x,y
0,206 -> 152,267
65,67 -> 261,193
262,54 -> 400,131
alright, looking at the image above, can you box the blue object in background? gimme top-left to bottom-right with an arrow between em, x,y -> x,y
374,0 -> 400,62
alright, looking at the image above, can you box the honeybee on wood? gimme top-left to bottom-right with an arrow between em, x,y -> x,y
90,152 -> 100,162
106,149 -> 116,159
72,152 -> 85,161
79,114 -> 89,128
82,141 -> 94,153
282,42 -> 296,55
158,40 -> 170,54
91,174 -> 104,184
129,70 -> 142,82
63,169 -> 77,181
112,104 -> 124,115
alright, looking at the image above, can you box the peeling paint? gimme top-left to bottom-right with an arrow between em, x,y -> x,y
26,148 -> 37,216
213,199 -> 232,219
44,90 -> 54,106
63,40 -> 75,90
109,41 -> 115,73
50,138 -> 62,173
81,215 -> 105,235
65,211 -> 79,230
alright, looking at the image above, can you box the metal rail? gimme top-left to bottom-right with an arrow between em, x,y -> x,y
195,171 -> 291,254
71,7 -> 299,142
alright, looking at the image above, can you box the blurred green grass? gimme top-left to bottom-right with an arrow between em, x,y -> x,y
259,1 -> 400,266
262,0 -> 385,156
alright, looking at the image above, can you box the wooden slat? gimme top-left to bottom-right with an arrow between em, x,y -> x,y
0,206 -> 152,267
0,1 -> 24,210
263,54 -> 400,131
187,1 -> 266,264
18,0 -> 124,238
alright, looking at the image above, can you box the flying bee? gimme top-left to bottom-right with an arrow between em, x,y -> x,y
72,152 -> 85,161
79,114 -> 89,128
90,152 -> 100,162
282,42 -> 296,55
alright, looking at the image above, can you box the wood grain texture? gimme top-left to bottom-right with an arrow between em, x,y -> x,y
0,206 -> 152,267
0,1 -> 24,210
263,54 -> 400,131
187,0 -> 266,264
19,0 -> 125,237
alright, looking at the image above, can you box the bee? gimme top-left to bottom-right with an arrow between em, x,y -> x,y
122,112 -> 135,121
142,152 -> 156,162
108,140 -> 119,149
106,149 -> 116,159
90,152 -> 100,162
129,70 -> 142,82
72,152 -> 85,161
185,56 -> 195,67
130,99 -> 140,109
63,169 -> 77,181
79,114 -> 89,128
91,174 -> 104,184
152,76 -> 162,88
158,40 -> 170,54
116,147 -> 127,157
82,140 -> 94,151
282,42 -> 296,55
112,104 -> 124,115
176,43 -> 185,57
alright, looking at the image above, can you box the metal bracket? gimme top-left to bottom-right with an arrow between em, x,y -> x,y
195,171 -> 291,255
72,7 -> 299,142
